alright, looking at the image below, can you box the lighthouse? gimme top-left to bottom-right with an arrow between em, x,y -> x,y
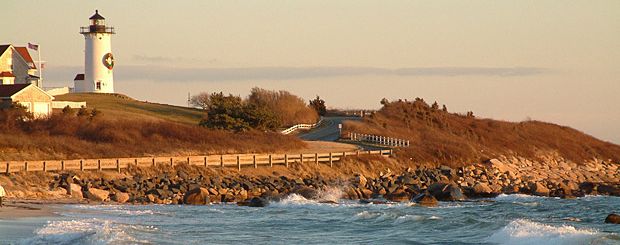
77,10 -> 115,93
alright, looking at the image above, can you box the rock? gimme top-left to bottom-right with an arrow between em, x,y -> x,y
112,192 -> 130,203
469,183 -> 498,198
69,183 -> 83,199
355,174 -> 367,188
605,214 -> 620,224
85,188 -> 109,202
384,189 -> 410,202
293,186 -> 318,199
248,197 -> 269,207
579,182 -> 595,194
184,187 -> 211,205
412,193 -> 438,207
597,184 -> 620,196
530,182 -> 550,196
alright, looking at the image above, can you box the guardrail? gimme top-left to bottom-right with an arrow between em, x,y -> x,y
0,149 -> 392,174
349,132 -> 410,147
281,118 -> 323,135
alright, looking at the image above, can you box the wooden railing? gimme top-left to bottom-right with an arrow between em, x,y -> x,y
280,118 -> 323,135
349,132 -> 410,147
0,149 -> 392,174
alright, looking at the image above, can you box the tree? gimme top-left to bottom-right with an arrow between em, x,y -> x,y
61,105 -> 73,115
90,108 -> 102,119
190,92 -> 210,109
431,101 -> 439,110
0,103 -> 33,130
198,92 -> 281,131
380,98 -> 389,105
76,106 -> 89,117
309,96 -> 326,116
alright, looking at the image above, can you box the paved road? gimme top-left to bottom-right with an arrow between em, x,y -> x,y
298,116 -> 360,141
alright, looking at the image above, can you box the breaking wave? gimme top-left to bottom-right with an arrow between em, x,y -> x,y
18,218 -> 152,245
487,219 -> 610,245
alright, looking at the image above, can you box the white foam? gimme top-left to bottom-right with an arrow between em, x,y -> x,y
393,214 -> 426,224
487,219 -> 603,245
19,218 -> 151,245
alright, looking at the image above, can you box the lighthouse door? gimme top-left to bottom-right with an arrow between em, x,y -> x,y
96,81 -> 101,90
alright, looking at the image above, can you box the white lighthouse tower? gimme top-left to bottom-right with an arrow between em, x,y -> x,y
77,10 -> 115,93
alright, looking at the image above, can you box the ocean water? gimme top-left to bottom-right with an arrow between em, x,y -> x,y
3,193 -> 620,245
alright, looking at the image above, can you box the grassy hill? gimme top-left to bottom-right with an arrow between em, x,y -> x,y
344,98 -> 620,166
55,93 -> 203,125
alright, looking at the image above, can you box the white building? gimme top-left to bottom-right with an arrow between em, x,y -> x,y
0,45 -> 40,86
75,10 -> 115,93
0,83 -> 54,118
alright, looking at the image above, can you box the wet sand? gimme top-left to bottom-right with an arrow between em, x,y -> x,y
0,199 -> 80,220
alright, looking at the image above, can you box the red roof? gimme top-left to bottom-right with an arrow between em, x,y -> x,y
0,71 -> 15,77
0,84 -> 30,98
74,74 -> 85,80
14,47 -> 36,69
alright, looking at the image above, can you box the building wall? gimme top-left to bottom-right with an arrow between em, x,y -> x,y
0,48 -> 12,72
12,85 -> 53,118
12,53 -> 31,84
83,33 -> 114,93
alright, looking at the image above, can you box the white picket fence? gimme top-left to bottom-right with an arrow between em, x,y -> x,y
349,132 -> 410,147
281,118 -> 323,135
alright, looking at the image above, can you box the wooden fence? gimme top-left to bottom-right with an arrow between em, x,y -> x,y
0,149 -> 392,174
280,118 -> 323,134
349,132 -> 410,147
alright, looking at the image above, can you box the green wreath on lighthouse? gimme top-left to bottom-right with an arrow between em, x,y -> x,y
102,53 -> 114,70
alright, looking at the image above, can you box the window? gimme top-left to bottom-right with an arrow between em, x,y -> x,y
96,81 -> 101,90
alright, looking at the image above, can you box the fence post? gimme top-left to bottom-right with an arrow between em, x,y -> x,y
285,154 -> 289,168
80,160 -> 83,171
329,152 -> 333,168
61,161 -> 65,171
237,155 -> 241,171
269,155 -> 273,167
253,155 -> 257,168
315,153 -> 319,165
98,160 -> 101,171
187,157 -> 190,165
204,157 -> 208,167
170,158 -> 173,167
24,162 -> 28,172
134,158 -> 137,166
43,161 -> 46,172
116,159 -> 120,173
152,158 -> 155,167
356,151 -> 360,157
220,155 -> 224,168
5,162 -> 9,174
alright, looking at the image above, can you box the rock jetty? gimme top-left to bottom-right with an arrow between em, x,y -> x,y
42,156 -> 619,206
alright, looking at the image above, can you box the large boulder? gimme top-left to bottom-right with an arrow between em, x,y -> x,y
184,187 -> 211,205
429,183 -> 465,201
293,186 -> 319,199
68,183 -> 83,199
530,182 -> 550,196
469,183 -> 498,198
85,188 -> 109,202
597,185 -> 620,196
112,192 -> 130,204
248,197 -> 269,207
412,193 -> 438,207
384,189 -> 411,202
605,214 -> 620,224
355,174 -> 367,188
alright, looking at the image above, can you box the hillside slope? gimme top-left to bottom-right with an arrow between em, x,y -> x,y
343,98 -> 620,166
55,93 -> 203,125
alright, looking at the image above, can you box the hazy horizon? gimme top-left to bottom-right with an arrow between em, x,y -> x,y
2,1 -> 619,143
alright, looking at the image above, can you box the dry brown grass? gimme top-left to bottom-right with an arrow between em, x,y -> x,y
0,112 -> 306,161
344,99 -> 620,166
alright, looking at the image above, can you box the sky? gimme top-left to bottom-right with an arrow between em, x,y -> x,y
2,1 -> 619,143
